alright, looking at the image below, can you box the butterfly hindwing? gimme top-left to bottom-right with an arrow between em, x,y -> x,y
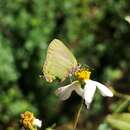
43,39 -> 77,82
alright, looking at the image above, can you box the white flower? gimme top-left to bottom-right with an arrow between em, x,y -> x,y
55,79 -> 113,109
33,118 -> 42,128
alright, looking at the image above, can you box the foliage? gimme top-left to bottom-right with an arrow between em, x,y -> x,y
0,0 -> 130,130
106,113 -> 130,130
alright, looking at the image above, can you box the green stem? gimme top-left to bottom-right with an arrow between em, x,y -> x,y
111,87 -> 130,100
73,99 -> 84,130
110,87 -> 130,113
113,99 -> 129,113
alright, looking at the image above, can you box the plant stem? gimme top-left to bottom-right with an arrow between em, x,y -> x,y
111,87 -> 130,99
73,99 -> 84,130
113,99 -> 129,113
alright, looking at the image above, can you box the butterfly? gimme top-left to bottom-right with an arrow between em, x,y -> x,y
43,39 -> 79,83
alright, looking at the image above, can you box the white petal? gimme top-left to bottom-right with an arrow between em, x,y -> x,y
125,16 -> 130,24
84,80 -> 96,109
55,81 -> 82,100
92,80 -> 113,97
33,118 -> 42,128
75,85 -> 84,97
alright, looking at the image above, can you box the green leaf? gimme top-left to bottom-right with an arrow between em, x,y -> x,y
106,113 -> 130,130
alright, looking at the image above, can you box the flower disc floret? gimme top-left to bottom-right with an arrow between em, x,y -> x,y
75,69 -> 91,81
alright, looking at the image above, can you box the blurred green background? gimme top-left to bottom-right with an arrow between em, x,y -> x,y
0,0 -> 130,130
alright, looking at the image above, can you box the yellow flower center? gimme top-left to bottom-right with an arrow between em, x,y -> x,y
20,111 -> 35,130
75,69 -> 91,81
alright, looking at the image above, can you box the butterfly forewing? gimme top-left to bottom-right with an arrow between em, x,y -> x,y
43,39 -> 77,82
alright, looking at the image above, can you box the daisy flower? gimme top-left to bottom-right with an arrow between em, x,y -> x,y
56,69 -> 113,109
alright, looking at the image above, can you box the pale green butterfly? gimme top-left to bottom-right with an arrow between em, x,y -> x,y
43,39 -> 78,83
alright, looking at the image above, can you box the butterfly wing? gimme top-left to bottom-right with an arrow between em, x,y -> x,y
43,39 -> 77,82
